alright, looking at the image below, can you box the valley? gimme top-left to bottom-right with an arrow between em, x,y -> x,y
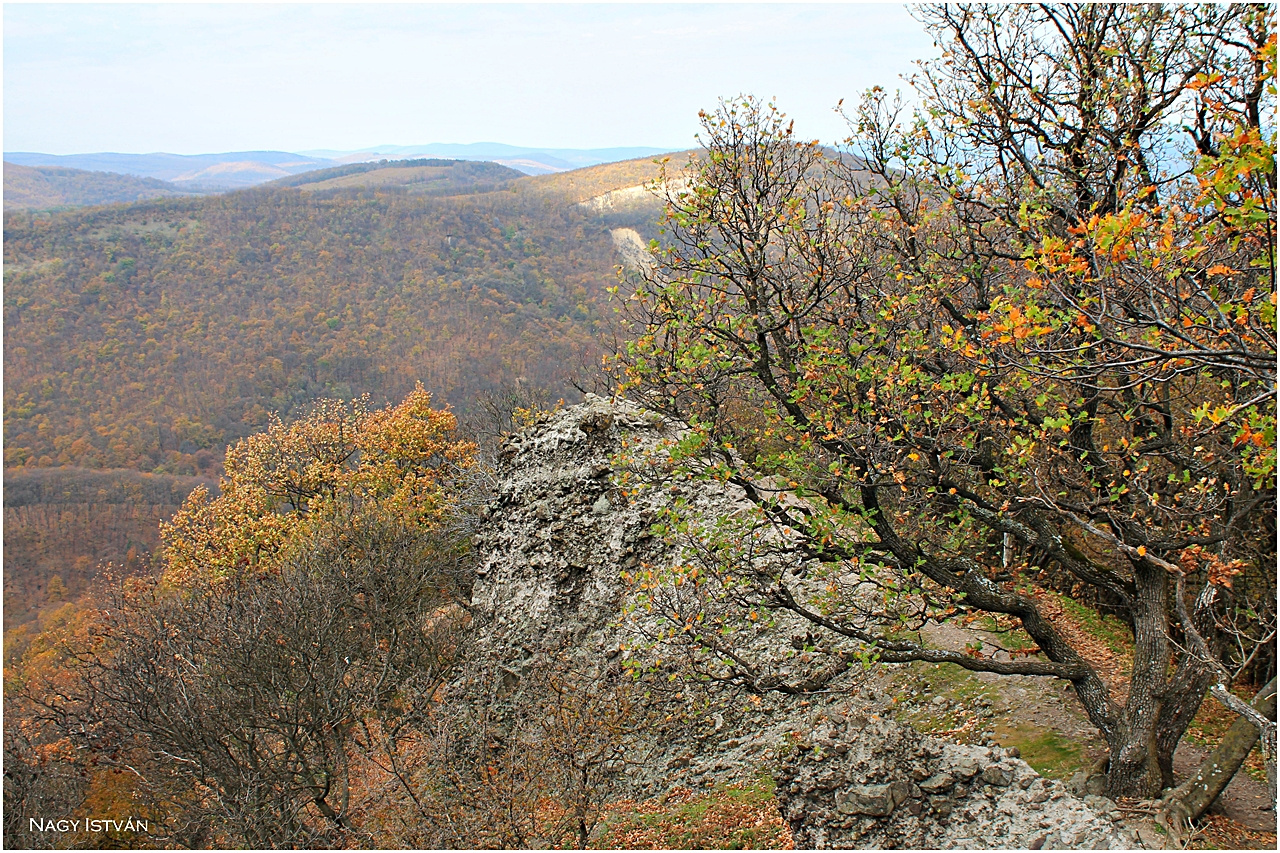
2,152 -> 677,631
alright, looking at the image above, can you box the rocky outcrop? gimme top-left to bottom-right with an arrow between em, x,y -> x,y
466,395 -> 861,793
777,715 -> 1136,849
469,394 -> 686,659
469,397 -> 1139,847
576,178 -> 688,214
609,228 -> 654,272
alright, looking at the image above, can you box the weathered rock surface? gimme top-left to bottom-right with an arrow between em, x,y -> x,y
470,394 -> 690,659
469,397 -> 1138,847
466,395 -> 811,787
777,715 -> 1137,849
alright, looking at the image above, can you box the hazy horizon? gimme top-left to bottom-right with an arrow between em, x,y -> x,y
3,142 -> 677,158
4,2 -> 937,156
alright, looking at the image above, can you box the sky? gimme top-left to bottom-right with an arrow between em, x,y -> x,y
4,2 -> 939,155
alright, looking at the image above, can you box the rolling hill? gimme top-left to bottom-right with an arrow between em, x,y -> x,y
3,163 -> 196,211
4,150 -> 335,190
522,151 -> 693,203
265,158 -> 524,194
301,143 -> 673,175
3,145 -> 679,197
2,152 -> 685,628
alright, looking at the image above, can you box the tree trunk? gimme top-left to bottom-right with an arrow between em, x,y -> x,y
1154,663 -> 1217,789
1105,721 -> 1165,799
1105,564 -> 1172,799
1159,676 -> 1277,836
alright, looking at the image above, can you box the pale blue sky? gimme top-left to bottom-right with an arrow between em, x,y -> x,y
4,2 -> 937,155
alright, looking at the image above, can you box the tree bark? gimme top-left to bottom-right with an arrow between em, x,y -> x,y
1104,565 -> 1172,799
1154,663 -> 1216,789
1159,676 -> 1277,836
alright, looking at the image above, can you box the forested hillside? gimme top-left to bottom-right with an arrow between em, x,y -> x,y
4,158 -> 673,473
3,468 -> 215,629
3,154 -> 675,627
265,158 -> 522,194
3,164 -> 195,212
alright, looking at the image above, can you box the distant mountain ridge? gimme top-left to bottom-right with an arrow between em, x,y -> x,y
4,150 -> 332,190
300,143 -> 672,176
4,144 -> 676,191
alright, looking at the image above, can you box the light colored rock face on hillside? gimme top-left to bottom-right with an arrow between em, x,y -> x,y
577,183 -> 658,212
609,227 -> 653,272
469,397 -> 1136,847
467,394 -> 832,790
468,394 -> 828,691
577,177 -> 688,212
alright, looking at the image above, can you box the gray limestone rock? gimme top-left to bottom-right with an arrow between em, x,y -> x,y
837,781 -> 912,816
920,772 -> 956,793
776,717 -> 1137,849
982,765 -> 1015,787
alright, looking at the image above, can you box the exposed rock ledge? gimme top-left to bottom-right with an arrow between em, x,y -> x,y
470,397 -> 1138,849
778,715 -> 1136,849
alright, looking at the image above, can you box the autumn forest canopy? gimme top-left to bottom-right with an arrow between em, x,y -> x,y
3,154 -> 666,624
4,3 -> 1277,849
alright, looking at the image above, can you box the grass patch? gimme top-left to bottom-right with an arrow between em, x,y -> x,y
969,613 -> 1040,652
892,660 -> 1105,776
905,661 -> 1001,703
594,777 -> 790,849
994,722 -> 1087,779
892,662 -> 1002,743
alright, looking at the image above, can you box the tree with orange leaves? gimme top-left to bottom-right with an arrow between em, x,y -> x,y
616,4 -> 1273,812
160,382 -> 472,588
13,386 -> 474,847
